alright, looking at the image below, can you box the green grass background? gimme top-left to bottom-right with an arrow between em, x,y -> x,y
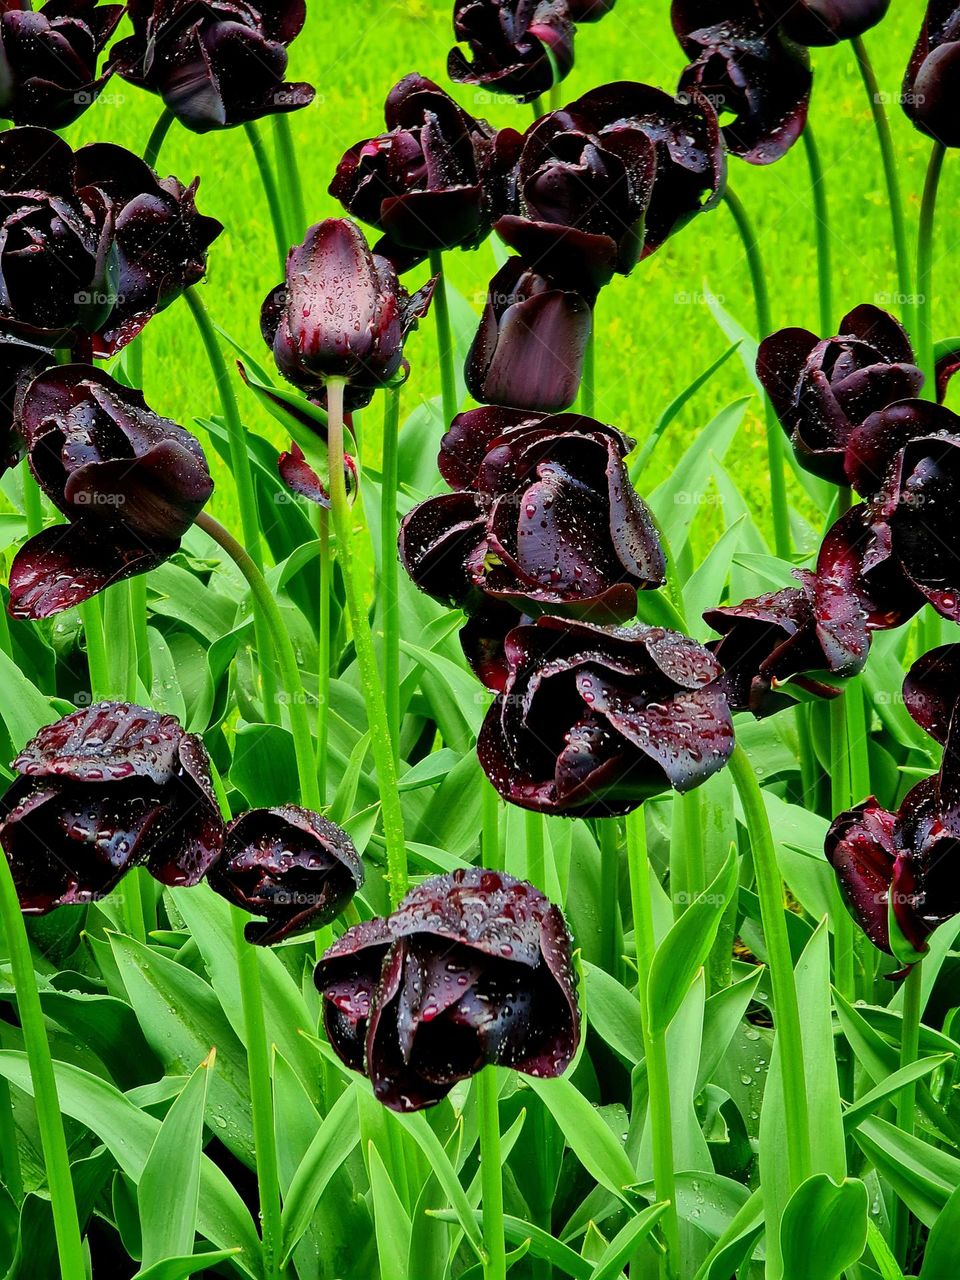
66,0 -> 955,529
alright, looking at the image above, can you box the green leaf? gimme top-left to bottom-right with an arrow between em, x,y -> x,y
588,1203 -> 668,1280
394,1109 -> 484,1259
842,1056 -> 950,1133
134,1250 -> 242,1280
853,1116 -> 960,1226
368,1143 -> 412,1280
919,1180 -> 960,1277
648,850 -> 737,1035
780,1176 -> 868,1280
0,649 -> 57,749
526,1076 -> 635,1199
796,922 -> 845,1180
279,1084 -> 361,1265
581,962 -> 644,1064
431,1211 -> 592,1279
229,722 -> 298,808
139,1051 -> 215,1267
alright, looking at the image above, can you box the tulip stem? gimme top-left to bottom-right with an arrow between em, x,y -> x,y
231,909 -> 284,1280
802,126 -> 832,335
723,187 -> 791,561
273,115 -> 307,246
482,779 -> 501,871
20,461 -> 43,538
531,97 -> 545,121
381,386 -> 402,763
130,575 -> 153,692
143,107 -> 175,170
893,959 -> 923,1265
81,598 -> 110,703
599,819 -> 622,979
581,322 -> 596,418
851,36 -> 913,334
0,854 -> 86,1279
184,287 -> 281,723
626,808 -> 680,1280
196,512 -> 320,810
917,141 -> 947,401
326,379 -> 408,905
476,1067 -> 506,1280
244,122 -> 288,274
316,506 -> 331,805
524,810 -> 545,892
428,249 -> 458,428
728,744 -> 811,1190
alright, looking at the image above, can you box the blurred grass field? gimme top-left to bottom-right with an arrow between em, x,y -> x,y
66,0 -> 953,532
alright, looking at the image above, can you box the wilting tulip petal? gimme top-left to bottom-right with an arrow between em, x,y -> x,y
0,702 -> 224,911
209,806 -> 363,945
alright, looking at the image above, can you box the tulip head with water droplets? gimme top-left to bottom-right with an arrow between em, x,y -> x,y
448,0 -> 575,105
315,867 -> 580,1111
903,1 -> 960,148
0,702 -> 224,912
761,0 -> 890,45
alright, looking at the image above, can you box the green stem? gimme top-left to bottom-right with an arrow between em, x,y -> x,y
729,745 -> 811,1190
724,187 -> 791,560
81,598 -> 109,702
273,115 -> 307,245
851,36 -> 913,334
0,856 -> 85,1277
599,819 -> 622,978
482,780 -> 501,872
143,106 -> 175,170
428,250 -> 457,428
524,810 -> 545,892
326,380 -> 407,904
316,507 -> 331,806
802,126 -> 832,335
0,1077 -> 22,1201
184,287 -> 281,722
196,512 -> 320,810
476,1068 -> 506,1280
893,960 -> 923,1266
244,121 -> 288,275
626,809 -> 680,1280
580,320 -> 596,418
530,96 -> 545,120
232,910 -> 284,1280
20,460 -> 42,538
917,142 -> 946,400
380,386 -> 401,764
130,575 -> 152,692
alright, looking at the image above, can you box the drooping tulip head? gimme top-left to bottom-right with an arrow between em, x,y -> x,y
478,616 -> 735,815
209,806 -> 363,945
903,1 -> 960,148
315,868 -> 580,1111
448,0 -> 575,105
8,366 -> 214,619
0,702 -> 224,912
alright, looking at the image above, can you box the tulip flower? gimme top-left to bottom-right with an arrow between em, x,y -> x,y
761,0 -> 890,45
208,806 -> 363,945
465,261 -> 593,410
496,81 -> 724,282
400,406 -> 664,625
0,127 -> 221,352
826,782 -> 960,961
819,402 -> 960,625
903,2 -> 960,147
8,366 -> 214,619
0,0 -> 124,128
261,219 -> 435,413
477,616 -> 735,815
673,0 -> 813,164
110,0 -> 315,132
757,306 -> 924,485
330,73 -> 516,268
0,702 -> 224,912
903,644 -> 960,819
705,575 -> 868,716
448,0 -> 575,105
0,334 -> 53,474
315,867 -> 580,1111
277,441 -> 357,508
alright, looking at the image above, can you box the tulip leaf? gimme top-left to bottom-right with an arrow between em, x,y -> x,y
368,1142 -> 412,1280
0,648 -> 58,750
647,850 -> 738,1036
229,722 -> 298,808
526,1076 -> 635,1199
279,1083 -> 361,1265
430,1210 -> 593,1279
919,1180 -> 960,1277
139,1050 -> 215,1268
852,1115 -> 960,1226
691,1188 -> 764,1280
580,962 -> 645,1064
393,1110 -> 484,1259
133,1251 -> 241,1280
0,1052 -> 260,1276
779,1176 -> 868,1280
587,1202 -> 668,1280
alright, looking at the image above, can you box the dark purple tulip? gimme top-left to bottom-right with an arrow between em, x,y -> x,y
757,306 -> 923,486
496,82 -> 724,284
110,0 -> 314,133
0,702 -> 224,912
478,616 -> 735,816
761,0 -> 890,44
448,0 -> 575,105
277,440 -> 358,509
705,574 -> 867,716
399,406 -> 664,626
8,365 -> 213,619
0,127 -> 221,352
0,333 -> 53,473
827,782 -> 960,958
903,644 -> 960,820
208,806 -> 363,945
824,403 -> 960,625
315,867 -> 580,1111
465,261 -> 592,411
261,220 -> 435,413
903,2 -> 960,147
330,74 -> 516,267
673,0 -> 812,164
0,0 -> 124,128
